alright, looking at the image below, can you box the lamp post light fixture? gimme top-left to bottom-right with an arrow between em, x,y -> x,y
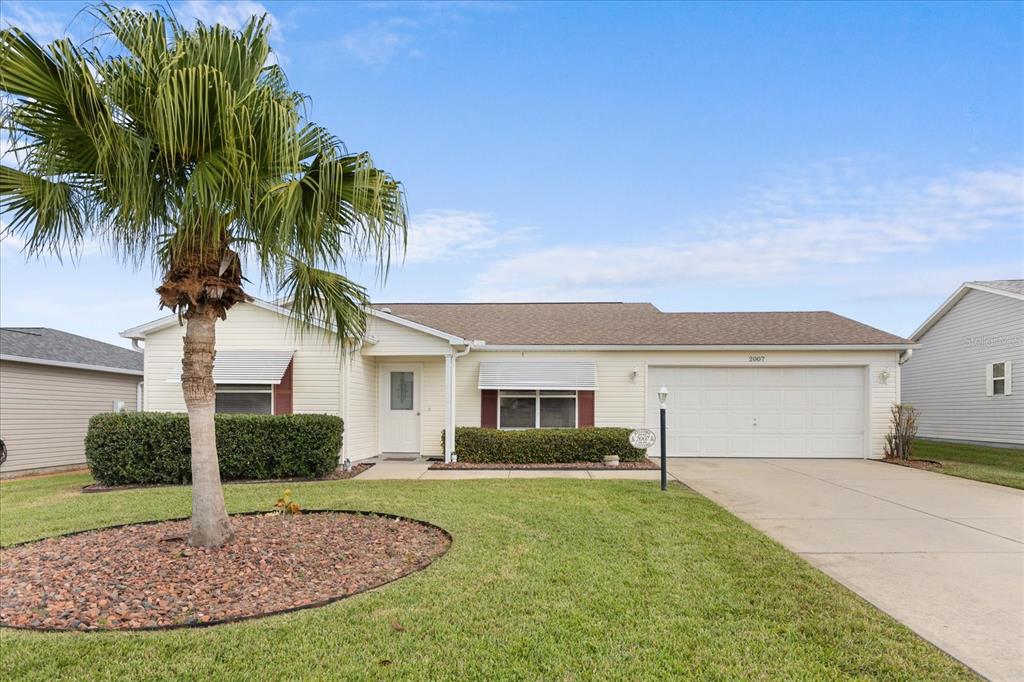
658,386 -> 668,491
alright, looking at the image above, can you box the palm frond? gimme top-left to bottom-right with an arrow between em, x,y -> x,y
279,259 -> 370,343
1,3 -> 407,340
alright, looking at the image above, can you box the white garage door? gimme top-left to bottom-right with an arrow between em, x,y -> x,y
646,366 -> 866,458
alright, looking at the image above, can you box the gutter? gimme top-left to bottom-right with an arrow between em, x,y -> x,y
445,340 -> 484,463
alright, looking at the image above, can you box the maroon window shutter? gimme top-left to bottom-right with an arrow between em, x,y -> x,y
481,389 -> 498,428
273,359 -> 294,415
578,390 -> 595,427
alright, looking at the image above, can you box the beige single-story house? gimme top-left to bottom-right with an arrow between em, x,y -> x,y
0,327 -> 143,475
121,300 -> 915,462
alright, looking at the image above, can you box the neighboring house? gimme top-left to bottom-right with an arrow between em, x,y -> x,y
0,328 -> 143,475
902,280 -> 1024,447
122,300 -> 913,462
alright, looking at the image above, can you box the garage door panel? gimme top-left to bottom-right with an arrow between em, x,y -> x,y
729,389 -> 754,407
676,389 -> 702,408
648,366 -> 866,458
835,389 -> 862,409
754,436 -> 781,456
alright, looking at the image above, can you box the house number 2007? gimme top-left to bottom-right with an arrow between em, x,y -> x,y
748,355 -> 767,362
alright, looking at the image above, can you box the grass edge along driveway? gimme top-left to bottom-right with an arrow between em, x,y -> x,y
0,473 -> 974,681
916,439 -> 1024,490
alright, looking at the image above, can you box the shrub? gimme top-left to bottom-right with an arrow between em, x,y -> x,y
86,412 -> 343,486
442,427 -> 646,464
883,403 -> 918,461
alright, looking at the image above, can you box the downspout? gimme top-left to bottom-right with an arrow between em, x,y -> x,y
898,348 -> 913,365
446,342 -> 479,463
131,338 -> 144,352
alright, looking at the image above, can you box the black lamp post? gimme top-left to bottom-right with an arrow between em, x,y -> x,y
658,385 -> 668,491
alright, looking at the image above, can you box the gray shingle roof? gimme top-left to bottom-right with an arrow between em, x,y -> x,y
0,328 -> 143,373
972,280 -> 1024,296
373,302 -> 910,346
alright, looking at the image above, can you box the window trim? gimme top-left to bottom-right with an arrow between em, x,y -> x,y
215,383 -> 275,414
986,361 -> 1013,397
497,390 -> 578,429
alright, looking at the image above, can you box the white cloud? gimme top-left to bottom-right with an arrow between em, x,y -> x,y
177,1 -> 274,30
0,1 -> 69,43
339,2 -> 512,67
340,18 -> 416,68
403,210 -> 531,264
469,164 -> 1024,301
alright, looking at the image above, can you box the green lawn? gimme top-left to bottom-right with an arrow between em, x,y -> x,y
0,473 -> 972,681
916,439 -> 1024,490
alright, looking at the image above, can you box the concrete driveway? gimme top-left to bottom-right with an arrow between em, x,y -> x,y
668,458 -> 1024,682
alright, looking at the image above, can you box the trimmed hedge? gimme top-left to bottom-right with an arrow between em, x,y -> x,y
86,412 -> 343,486
443,427 -> 646,464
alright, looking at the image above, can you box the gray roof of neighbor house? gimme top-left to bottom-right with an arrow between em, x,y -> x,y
0,327 -> 143,373
373,302 -> 911,346
971,279 -> 1024,296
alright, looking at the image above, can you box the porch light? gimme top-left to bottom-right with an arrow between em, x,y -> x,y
658,386 -> 669,409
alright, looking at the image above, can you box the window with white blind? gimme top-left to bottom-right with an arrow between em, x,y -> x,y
498,390 -> 577,429
215,384 -> 273,414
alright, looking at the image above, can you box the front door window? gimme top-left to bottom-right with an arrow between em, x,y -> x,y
390,371 -> 415,410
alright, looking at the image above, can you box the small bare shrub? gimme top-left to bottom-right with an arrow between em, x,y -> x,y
883,404 -> 918,461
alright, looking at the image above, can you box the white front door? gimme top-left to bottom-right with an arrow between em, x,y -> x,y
380,365 -> 420,453
647,366 -> 866,458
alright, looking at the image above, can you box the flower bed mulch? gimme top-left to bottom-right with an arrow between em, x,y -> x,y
81,463 -> 374,493
0,510 -> 450,631
430,460 -> 659,470
882,457 -> 944,472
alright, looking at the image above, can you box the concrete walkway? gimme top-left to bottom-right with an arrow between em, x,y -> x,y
668,458 -> 1024,682
356,458 -> 663,480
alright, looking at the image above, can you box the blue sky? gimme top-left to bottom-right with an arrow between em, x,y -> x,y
1,0 -> 1021,346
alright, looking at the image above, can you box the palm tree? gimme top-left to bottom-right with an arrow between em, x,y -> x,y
0,5 -> 407,547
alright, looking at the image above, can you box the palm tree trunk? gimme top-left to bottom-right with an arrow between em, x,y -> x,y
181,309 -> 234,547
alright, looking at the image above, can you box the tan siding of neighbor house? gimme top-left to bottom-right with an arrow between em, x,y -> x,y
0,360 -> 140,474
143,303 -> 343,416
903,289 -> 1024,445
454,349 -> 899,458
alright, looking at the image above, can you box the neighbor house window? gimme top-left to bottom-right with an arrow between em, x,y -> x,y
498,390 -> 577,429
215,384 -> 273,414
987,362 -> 1012,396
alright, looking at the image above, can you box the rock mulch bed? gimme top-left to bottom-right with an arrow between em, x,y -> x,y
430,460 -> 659,470
81,463 -> 374,493
0,511 -> 449,631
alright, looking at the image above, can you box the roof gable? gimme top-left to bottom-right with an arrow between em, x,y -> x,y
121,299 -> 467,345
911,280 -> 1024,341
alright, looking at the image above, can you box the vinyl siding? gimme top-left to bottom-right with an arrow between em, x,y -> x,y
0,360 -> 139,474
143,303 -> 343,415
902,289 -> 1024,445
362,316 -> 452,356
454,349 -> 899,458
345,350 -> 378,460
